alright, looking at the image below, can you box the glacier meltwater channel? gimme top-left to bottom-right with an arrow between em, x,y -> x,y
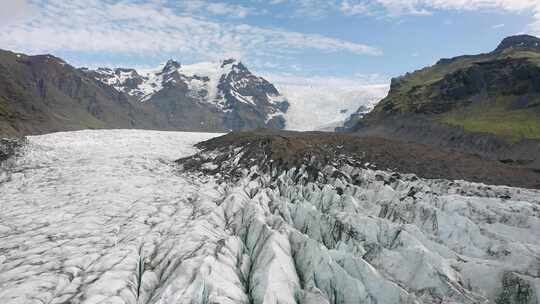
0,130 -> 539,304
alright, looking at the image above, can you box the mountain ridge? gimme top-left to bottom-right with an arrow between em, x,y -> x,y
0,49 -> 156,137
343,34 -> 540,170
83,57 -> 289,131
0,50 -> 289,136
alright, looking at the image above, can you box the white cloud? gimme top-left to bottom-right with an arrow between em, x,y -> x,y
492,23 -> 505,29
340,1 -> 372,16
348,0 -> 540,19
271,0 -> 540,34
401,0 -> 540,34
206,3 -> 250,18
0,0 -> 35,26
372,0 -> 432,16
531,10 -> 540,35
265,73 -> 388,87
409,1 -> 540,34
274,0 -> 338,18
181,0 -> 253,19
0,0 -> 381,61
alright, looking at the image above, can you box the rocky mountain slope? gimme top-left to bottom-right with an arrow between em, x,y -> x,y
1,129 -> 538,304
344,35 -> 540,170
84,59 -> 289,131
0,138 -> 24,163
0,49 -> 288,136
0,49 -> 157,137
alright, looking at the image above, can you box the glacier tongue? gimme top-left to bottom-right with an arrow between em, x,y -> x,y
1,130 -> 539,304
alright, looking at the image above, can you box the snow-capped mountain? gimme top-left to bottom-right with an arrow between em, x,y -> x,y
85,59 -> 289,131
0,49 -> 291,136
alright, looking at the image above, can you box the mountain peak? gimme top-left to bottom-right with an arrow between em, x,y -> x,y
221,58 -> 251,74
221,58 -> 239,67
161,59 -> 181,74
494,34 -> 540,52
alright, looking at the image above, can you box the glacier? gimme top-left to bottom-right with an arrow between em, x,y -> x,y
275,83 -> 389,131
0,130 -> 539,304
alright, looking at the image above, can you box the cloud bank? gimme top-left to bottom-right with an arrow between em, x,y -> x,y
275,0 -> 540,34
0,0 -> 381,61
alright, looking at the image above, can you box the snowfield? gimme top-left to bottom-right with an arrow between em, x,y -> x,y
1,130 -> 539,304
277,83 -> 389,131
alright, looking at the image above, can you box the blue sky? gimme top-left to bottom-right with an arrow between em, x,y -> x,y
1,0 -> 539,86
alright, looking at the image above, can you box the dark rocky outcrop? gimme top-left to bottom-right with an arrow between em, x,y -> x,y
495,272 -> 537,304
0,50 -> 158,137
343,35 -> 540,170
178,130 -> 540,189
0,138 -> 25,163
217,61 -> 289,130
495,34 -> 540,53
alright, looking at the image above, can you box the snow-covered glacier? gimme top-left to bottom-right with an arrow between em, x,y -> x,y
1,130 -> 539,304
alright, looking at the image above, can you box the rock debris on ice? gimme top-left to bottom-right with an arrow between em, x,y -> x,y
0,130 -> 539,304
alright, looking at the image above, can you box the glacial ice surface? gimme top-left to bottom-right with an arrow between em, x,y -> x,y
1,130 -> 539,304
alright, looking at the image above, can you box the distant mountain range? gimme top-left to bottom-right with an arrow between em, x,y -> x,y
4,32 -> 540,160
84,58 -> 289,130
342,34 -> 540,170
0,50 -> 288,136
